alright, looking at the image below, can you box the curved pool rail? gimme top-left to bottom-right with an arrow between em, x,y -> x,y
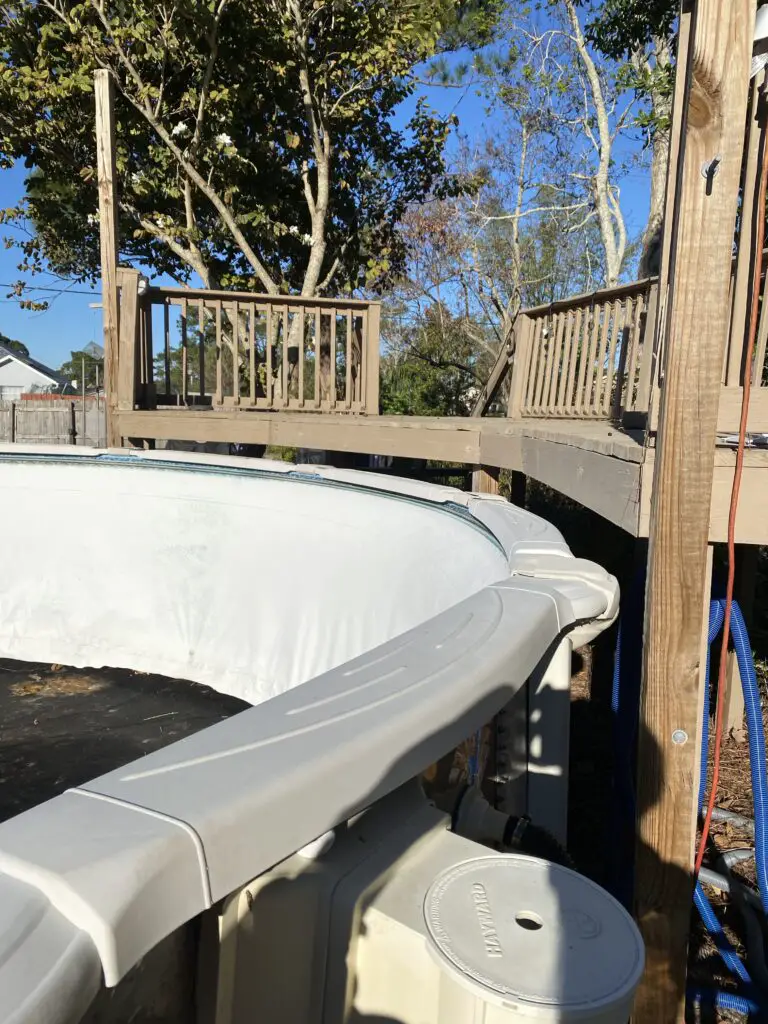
0,447 -> 619,1024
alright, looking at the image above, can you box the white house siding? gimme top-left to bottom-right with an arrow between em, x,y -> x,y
0,356 -> 59,399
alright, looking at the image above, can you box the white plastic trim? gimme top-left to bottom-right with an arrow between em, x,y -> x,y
0,448 -> 620,1020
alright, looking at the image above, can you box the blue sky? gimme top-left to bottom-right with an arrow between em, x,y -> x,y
0,60 -> 651,371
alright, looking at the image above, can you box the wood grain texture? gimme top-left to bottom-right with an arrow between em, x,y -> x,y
634,3 -> 755,1021
94,71 -> 120,446
646,12 -> 693,434
116,269 -> 139,411
727,72 -> 764,384
471,466 -> 501,494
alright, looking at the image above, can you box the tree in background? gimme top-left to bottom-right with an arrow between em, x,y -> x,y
0,0 -> 499,303
0,331 -> 29,358
580,0 -> 678,275
59,347 -> 104,389
381,0 -> 629,417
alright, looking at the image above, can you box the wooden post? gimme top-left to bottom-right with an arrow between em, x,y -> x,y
365,302 -> 381,415
509,470 -> 526,507
116,268 -> 140,411
471,465 -> 500,494
727,71 -> 766,385
95,70 -> 121,448
633,3 -> 755,1022
722,546 -> 758,742
507,315 -> 532,419
647,12 -> 692,434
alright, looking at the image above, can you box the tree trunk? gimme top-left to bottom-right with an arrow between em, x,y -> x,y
639,38 -> 673,279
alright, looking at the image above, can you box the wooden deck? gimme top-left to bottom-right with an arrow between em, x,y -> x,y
117,407 -> 768,543
108,268 -> 768,547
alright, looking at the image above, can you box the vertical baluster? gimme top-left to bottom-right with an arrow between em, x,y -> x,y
533,315 -> 553,412
163,301 -> 171,397
143,297 -> 154,407
602,300 -> 623,414
232,302 -> 240,405
345,312 -> 353,409
198,300 -> 206,399
215,301 -> 223,405
576,305 -> 599,414
589,302 -> 612,415
624,296 -> 644,411
635,283 -> 658,414
314,307 -> 322,408
265,305 -> 273,407
542,313 -> 565,414
563,307 -> 583,412
359,308 -> 369,409
297,308 -> 305,407
282,308 -> 290,407
531,317 -> 549,412
329,310 -> 336,409
556,311 -> 575,412
181,298 -> 188,403
612,298 -> 634,418
249,303 -> 256,406
524,317 -> 544,413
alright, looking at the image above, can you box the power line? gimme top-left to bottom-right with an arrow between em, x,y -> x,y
0,282 -> 98,296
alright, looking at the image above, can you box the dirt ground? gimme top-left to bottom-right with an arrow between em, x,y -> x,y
0,658 -> 248,824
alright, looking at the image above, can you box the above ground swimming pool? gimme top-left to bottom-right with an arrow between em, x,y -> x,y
0,446 -> 619,1024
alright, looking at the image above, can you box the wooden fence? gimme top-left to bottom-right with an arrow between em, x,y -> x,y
117,273 -> 381,416
508,279 -> 658,421
0,397 -> 105,446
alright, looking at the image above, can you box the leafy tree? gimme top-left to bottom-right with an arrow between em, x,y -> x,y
381,303 -> 492,416
59,348 -> 104,388
0,331 -> 29,358
381,183 -> 609,418
578,0 -> 678,275
581,0 -> 676,60
0,0 -> 499,304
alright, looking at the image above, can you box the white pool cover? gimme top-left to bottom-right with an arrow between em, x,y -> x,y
0,446 -> 619,1024
0,450 -> 509,705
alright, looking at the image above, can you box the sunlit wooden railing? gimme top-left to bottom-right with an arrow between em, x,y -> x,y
507,279 -> 658,421
116,273 -> 381,415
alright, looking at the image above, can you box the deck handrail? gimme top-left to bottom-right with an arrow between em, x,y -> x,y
521,277 -> 658,320
473,278 -> 660,424
115,271 -> 381,416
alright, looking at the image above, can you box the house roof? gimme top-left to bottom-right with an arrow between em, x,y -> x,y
0,344 -> 72,391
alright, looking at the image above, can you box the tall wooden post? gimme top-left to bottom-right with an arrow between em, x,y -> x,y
95,70 -> 121,448
633,3 -> 755,1022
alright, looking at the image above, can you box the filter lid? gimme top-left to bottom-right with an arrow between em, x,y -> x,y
424,854 -> 644,1018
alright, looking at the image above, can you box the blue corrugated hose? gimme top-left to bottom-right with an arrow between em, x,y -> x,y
729,601 -> 768,916
688,986 -> 765,1018
699,599 -> 726,810
694,881 -> 753,986
613,587 -> 766,1017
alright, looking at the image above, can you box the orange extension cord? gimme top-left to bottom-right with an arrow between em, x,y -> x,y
695,115 -> 768,877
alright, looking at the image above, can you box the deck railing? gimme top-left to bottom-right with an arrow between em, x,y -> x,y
508,279 -> 658,422
116,272 -> 381,415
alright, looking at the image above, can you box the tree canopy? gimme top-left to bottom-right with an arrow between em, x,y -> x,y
0,0 -> 500,300
0,331 -> 29,358
59,348 -> 104,389
581,0 -> 676,60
